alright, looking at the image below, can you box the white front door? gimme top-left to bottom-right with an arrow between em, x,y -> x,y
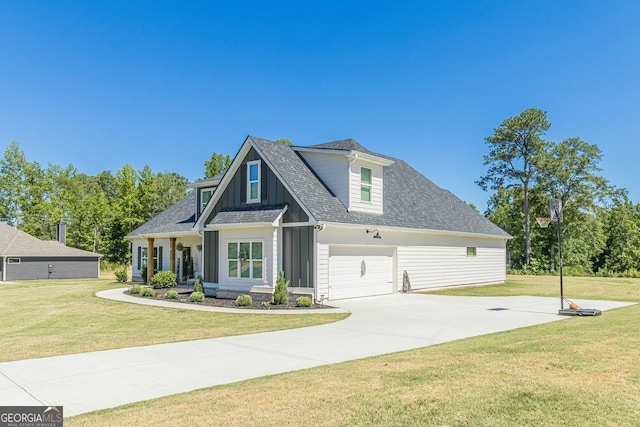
328,247 -> 394,300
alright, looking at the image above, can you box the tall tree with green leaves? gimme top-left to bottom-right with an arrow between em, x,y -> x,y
478,108 -> 551,267
536,137 -> 612,272
0,141 -> 30,226
204,153 -> 232,179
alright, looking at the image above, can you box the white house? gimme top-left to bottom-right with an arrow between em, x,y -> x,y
127,136 -> 510,301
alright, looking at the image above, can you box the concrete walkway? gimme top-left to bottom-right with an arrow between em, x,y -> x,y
0,292 -> 632,417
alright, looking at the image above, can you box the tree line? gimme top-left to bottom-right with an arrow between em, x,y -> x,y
480,108 -> 640,276
0,142 -> 235,264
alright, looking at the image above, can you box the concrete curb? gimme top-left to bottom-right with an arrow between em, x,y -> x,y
96,287 -> 351,315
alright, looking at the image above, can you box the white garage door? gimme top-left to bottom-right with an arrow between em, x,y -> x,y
329,247 -> 394,300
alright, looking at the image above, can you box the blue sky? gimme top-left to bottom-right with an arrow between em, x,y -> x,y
2,1 -> 639,212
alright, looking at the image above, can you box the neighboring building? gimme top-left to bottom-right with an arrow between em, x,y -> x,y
128,136 -> 510,301
0,221 -> 101,281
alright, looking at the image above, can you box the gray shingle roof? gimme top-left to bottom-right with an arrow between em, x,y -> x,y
251,136 -> 509,237
209,205 -> 287,226
0,222 -> 101,257
131,136 -> 508,238
127,190 -> 197,237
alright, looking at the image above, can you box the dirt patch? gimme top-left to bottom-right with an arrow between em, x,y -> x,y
126,286 -> 333,310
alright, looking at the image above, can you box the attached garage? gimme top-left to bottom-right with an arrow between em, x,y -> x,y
328,246 -> 395,300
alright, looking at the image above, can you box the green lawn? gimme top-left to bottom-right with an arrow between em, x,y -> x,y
0,278 -> 348,362
68,275 -> 640,426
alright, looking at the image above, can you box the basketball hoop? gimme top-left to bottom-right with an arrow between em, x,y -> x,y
536,217 -> 552,228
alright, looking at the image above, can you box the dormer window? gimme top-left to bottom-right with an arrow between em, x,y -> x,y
360,167 -> 372,202
247,160 -> 261,203
200,188 -> 214,213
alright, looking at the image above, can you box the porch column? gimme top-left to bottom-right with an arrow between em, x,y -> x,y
147,237 -> 154,283
169,237 -> 176,274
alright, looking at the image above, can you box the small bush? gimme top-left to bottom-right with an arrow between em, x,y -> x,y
151,270 -> 177,289
193,277 -> 204,293
114,266 -> 128,282
295,296 -> 312,307
165,290 -> 178,299
190,291 -> 204,303
139,287 -> 155,297
130,284 -> 142,294
273,270 -> 290,305
235,295 -> 253,306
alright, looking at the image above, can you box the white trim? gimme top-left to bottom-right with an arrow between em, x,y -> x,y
319,222 -> 511,241
195,138 -> 254,230
360,166 -> 372,202
1,256 -> 6,281
200,188 -> 215,213
126,231 -> 199,241
292,147 -> 395,166
225,239 -> 265,280
249,138 -> 316,223
206,222 -> 276,230
281,221 -> 315,227
246,160 -> 261,204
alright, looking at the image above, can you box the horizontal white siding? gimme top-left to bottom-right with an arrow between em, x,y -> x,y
349,159 -> 383,214
317,243 -> 329,300
397,245 -> 506,289
298,152 -> 349,208
318,224 -> 507,293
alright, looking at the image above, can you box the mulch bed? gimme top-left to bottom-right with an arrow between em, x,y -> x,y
125,285 -> 334,310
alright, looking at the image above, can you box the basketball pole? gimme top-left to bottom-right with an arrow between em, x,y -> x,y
556,215 -> 564,310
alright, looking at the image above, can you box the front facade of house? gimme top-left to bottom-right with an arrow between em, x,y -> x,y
128,136 -> 509,301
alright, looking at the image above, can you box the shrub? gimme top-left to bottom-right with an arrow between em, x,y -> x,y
273,270 -> 290,305
165,290 -> 178,299
151,270 -> 177,289
139,287 -> 155,297
190,291 -> 204,303
114,266 -> 128,282
235,295 -> 253,306
193,277 -> 204,293
295,296 -> 312,307
130,284 -> 143,294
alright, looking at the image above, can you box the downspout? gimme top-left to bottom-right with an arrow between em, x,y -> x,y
1,256 -> 5,282
347,152 -> 358,212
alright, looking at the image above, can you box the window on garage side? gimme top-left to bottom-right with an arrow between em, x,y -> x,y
228,241 -> 263,279
466,247 -> 477,256
7,258 -> 21,264
361,167 -> 372,202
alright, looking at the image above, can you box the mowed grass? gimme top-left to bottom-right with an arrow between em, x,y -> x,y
68,275 -> 640,426
0,279 -> 348,362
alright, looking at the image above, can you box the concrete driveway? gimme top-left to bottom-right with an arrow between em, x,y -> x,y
0,292 -> 631,417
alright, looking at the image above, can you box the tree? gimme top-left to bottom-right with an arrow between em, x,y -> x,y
155,172 -> 188,212
0,141 -> 30,226
478,108 -> 551,267
276,138 -> 293,146
204,153 -> 232,179
601,197 -> 640,273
